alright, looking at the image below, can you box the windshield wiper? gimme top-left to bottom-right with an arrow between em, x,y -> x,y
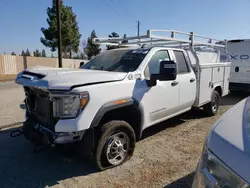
106,63 -> 122,71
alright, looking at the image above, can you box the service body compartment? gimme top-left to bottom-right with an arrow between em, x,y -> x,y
193,62 -> 231,107
198,67 -> 213,105
212,66 -> 223,82
223,66 -> 230,96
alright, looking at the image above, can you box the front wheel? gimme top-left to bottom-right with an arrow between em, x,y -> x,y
95,120 -> 136,170
203,90 -> 220,116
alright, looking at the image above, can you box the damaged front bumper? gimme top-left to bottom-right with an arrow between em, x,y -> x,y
38,124 -> 85,144
23,118 -> 85,145
22,118 -> 95,157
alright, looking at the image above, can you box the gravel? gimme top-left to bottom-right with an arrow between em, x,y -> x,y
0,82 -> 247,188
0,82 -> 25,129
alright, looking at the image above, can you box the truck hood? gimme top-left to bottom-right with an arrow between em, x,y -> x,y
208,97 -> 250,183
15,67 -> 127,90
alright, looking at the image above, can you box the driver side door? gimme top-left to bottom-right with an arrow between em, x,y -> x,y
140,50 -> 180,128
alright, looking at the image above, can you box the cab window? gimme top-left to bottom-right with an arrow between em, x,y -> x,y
173,50 -> 189,73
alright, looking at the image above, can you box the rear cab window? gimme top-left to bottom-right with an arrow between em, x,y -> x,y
173,50 -> 190,73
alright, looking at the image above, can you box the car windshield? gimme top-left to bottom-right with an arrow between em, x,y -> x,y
81,49 -> 149,73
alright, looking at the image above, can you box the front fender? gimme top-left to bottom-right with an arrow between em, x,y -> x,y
90,98 -> 139,128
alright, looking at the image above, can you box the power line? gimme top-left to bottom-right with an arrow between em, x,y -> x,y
113,0 -> 134,19
100,0 -> 141,36
100,0 -> 131,23
239,28 -> 250,39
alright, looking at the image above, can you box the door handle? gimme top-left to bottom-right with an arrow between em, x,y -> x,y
190,78 -> 195,83
171,81 -> 179,86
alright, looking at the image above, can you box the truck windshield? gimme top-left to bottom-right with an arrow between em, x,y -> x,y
81,49 -> 149,72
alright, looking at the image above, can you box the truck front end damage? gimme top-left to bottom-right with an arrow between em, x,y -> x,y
22,86 -> 86,146
14,66 -> 127,155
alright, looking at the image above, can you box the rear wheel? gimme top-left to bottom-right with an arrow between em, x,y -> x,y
203,90 -> 220,116
95,120 -> 136,170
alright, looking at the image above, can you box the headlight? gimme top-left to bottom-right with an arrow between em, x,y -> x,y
200,138 -> 249,188
51,92 -> 89,118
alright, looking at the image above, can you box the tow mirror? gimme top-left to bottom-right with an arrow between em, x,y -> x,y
79,62 -> 84,68
150,60 -> 177,81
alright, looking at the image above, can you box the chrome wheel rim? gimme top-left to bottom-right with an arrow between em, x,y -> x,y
212,95 -> 218,112
106,132 -> 129,165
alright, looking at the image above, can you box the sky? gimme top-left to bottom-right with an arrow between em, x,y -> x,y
0,0 -> 250,55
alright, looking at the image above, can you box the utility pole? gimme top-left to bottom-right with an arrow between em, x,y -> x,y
137,21 -> 141,36
56,0 -> 63,68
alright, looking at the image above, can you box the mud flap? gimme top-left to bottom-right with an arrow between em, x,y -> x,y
77,128 -> 95,158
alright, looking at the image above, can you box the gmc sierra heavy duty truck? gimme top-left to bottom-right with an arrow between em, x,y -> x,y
15,30 -> 231,170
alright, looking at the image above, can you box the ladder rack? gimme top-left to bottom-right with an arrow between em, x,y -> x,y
92,29 -> 226,48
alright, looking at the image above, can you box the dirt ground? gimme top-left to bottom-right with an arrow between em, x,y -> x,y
0,81 -> 248,188
0,75 -> 16,82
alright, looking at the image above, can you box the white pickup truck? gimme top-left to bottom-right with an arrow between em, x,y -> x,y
15,30 -> 231,170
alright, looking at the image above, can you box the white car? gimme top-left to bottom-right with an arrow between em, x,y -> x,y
192,97 -> 250,188
15,30 -> 231,170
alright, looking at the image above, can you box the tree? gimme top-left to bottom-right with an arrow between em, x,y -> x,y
36,49 -> 41,57
40,0 -> 81,59
121,34 -> 128,44
11,52 -> 16,56
106,32 -> 120,50
81,40 -> 87,49
26,49 -> 31,56
79,52 -> 87,59
119,34 -> 128,49
42,49 -> 46,57
21,50 -> 26,56
33,49 -> 41,57
77,40 -> 87,59
85,30 -> 101,60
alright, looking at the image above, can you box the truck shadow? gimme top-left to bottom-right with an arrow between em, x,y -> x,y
164,172 -> 195,188
141,108 -> 206,140
0,127 -> 98,188
142,92 -> 246,140
220,92 -> 249,106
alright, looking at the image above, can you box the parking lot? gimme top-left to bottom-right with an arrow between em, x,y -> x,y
0,81 -> 247,188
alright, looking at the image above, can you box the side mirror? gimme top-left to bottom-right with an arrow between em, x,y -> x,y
150,60 -> 177,81
79,62 -> 84,68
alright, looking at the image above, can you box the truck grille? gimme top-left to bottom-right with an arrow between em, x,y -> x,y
24,87 -> 56,130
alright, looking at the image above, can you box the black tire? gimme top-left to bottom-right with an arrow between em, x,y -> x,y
95,120 -> 136,171
203,90 -> 220,116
